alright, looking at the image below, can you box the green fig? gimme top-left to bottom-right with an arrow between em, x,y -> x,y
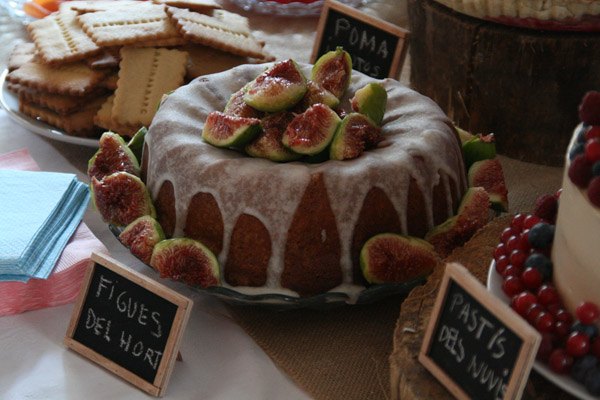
202,111 -> 262,148
150,238 -> 220,288
243,59 -> 307,112
360,233 -> 439,284
350,82 -> 387,125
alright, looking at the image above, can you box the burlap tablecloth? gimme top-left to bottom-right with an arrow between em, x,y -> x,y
226,156 -> 565,399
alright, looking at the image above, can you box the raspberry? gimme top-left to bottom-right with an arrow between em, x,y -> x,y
533,194 -> 558,223
586,138 -> 600,163
568,154 -> 593,188
579,91 -> 600,125
589,177 -> 600,208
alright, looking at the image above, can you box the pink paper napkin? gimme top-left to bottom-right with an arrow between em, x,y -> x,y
0,148 -> 108,316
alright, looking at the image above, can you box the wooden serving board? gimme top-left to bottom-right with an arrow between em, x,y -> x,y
407,0 -> 600,166
389,215 -> 576,399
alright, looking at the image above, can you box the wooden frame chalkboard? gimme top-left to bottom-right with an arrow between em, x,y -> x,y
419,263 -> 540,400
64,252 -> 193,397
311,0 -> 409,80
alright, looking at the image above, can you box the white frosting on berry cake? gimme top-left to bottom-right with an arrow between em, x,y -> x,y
434,0 -> 600,30
553,127 -> 600,318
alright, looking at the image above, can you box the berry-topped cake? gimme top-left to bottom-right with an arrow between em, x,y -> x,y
553,91 -> 600,324
491,91 -> 600,395
433,0 -> 600,31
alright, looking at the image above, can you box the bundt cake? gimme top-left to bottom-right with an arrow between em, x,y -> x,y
142,63 -> 467,297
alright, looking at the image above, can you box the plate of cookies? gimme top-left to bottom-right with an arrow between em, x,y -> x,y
1,0 -> 273,146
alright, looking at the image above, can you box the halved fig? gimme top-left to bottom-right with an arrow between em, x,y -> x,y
127,126 -> 147,164
119,215 -> 165,264
468,158 -> 509,212
311,47 -> 352,99
282,103 -> 341,156
350,82 -> 387,125
150,238 -> 220,288
329,113 -> 382,161
91,171 -> 156,227
88,131 -> 140,181
224,83 -> 264,119
425,187 -> 491,257
462,133 -> 496,169
202,111 -> 262,148
295,80 -> 340,111
243,59 -> 307,112
360,233 -> 440,284
245,111 -> 302,162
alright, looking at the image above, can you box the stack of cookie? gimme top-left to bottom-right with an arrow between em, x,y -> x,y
6,0 -> 272,138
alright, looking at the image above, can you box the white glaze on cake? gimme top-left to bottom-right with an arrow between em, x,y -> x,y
553,127 -> 600,316
145,63 -> 466,297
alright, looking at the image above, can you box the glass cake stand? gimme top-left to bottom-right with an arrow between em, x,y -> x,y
110,225 -> 424,309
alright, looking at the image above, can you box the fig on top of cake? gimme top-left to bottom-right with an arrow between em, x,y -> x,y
433,0 -> 600,31
201,49 -> 387,163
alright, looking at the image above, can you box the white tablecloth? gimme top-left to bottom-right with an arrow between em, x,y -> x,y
0,108 -> 313,399
0,1 -> 408,398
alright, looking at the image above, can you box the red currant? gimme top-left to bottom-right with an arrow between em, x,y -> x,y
527,303 -> 545,324
506,236 -> 520,253
537,333 -> 556,362
566,332 -> 591,357
592,337 -> 600,358
511,213 -> 525,232
501,227 -> 516,244
586,138 -> 600,163
535,312 -> 555,333
495,255 -> 509,274
548,348 -> 573,374
521,267 -> 543,290
576,302 -> 600,325
554,308 -> 573,324
537,284 -> 560,307
501,264 -> 522,278
517,233 -> 532,253
586,126 -> 600,141
493,243 -> 507,260
502,276 -> 524,297
555,321 -> 570,339
509,250 -> 527,269
512,291 -> 538,316
523,214 -> 542,230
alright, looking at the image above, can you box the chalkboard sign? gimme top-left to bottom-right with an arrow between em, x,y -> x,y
419,263 -> 540,400
65,252 -> 192,397
311,0 -> 409,79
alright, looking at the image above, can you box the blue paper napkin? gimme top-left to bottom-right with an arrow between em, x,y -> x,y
0,170 -> 90,282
